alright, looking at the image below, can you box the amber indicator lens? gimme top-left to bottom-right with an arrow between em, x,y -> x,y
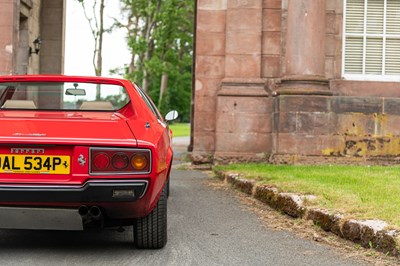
112,153 -> 129,169
93,153 -> 110,169
131,154 -> 147,170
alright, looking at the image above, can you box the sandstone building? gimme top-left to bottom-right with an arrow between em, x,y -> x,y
0,0 -> 65,75
2,0 -> 400,165
192,0 -> 400,164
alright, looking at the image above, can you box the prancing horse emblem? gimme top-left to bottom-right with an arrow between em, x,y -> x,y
78,154 -> 86,166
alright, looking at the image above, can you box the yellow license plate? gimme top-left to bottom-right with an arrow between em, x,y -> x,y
0,155 -> 70,174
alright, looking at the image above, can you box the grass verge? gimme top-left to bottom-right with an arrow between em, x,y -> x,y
169,123 -> 190,137
214,163 -> 400,228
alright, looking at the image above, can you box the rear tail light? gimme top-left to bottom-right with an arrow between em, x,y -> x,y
131,154 -> 147,170
90,148 -> 151,174
93,153 -> 110,170
112,153 -> 129,169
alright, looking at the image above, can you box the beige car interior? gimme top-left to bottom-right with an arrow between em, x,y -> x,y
2,100 -> 37,109
80,101 -> 114,110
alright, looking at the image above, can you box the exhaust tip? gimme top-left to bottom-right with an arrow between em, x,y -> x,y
78,205 -> 89,217
89,206 -> 102,219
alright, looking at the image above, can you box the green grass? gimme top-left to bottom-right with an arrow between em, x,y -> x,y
169,123 -> 190,137
214,164 -> 400,228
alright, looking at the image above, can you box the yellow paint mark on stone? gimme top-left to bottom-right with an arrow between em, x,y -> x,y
321,113 -> 400,157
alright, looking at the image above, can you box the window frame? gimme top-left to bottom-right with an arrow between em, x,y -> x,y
134,83 -> 163,121
342,0 -> 400,81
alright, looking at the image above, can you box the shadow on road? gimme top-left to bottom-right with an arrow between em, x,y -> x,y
0,228 -> 132,250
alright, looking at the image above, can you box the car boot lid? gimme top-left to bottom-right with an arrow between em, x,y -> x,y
0,111 -> 137,146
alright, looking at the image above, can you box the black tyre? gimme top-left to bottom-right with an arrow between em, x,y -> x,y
166,178 -> 170,198
166,165 -> 171,198
134,184 -> 167,249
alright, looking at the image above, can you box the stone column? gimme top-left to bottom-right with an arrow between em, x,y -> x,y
214,0 -> 272,162
272,0 -> 332,163
40,0 -> 65,74
192,0 -> 227,163
279,0 -> 330,94
38,0 -> 65,109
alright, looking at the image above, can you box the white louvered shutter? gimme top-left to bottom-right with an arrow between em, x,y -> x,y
344,0 -> 364,74
365,0 -> 383,74
385,0 -> 400,74
343,0 -> 400,80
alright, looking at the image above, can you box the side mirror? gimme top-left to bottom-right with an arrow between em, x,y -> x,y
165,110 -> 179,121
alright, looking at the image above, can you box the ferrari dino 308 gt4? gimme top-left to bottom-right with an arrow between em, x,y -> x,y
0,75 -> 178,249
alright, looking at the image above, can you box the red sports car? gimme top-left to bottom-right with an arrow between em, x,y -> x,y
0,75 -> 178,249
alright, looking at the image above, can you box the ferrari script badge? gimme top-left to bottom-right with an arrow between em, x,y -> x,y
10,148 -> 45,154
78,154 -> 86,166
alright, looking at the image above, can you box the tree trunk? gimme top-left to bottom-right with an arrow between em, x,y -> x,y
95,0 -> 105,100
142,68 -> 149,92
158,72 -> 168,107
96,0 -> 104,77
79,0 -> 105,99
140,0 -> 162,93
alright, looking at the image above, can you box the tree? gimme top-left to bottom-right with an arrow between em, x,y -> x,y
77,0 -> 107,99
115,0 -> 194,122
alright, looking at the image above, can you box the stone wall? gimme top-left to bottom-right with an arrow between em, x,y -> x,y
40,0 -> 65,74
272,95 -> 400,165
0,0 -> 65,75
0,0 -> 17,75
193,0 -> 400,165
25,0 -> 41,74
193,0 -> 227,162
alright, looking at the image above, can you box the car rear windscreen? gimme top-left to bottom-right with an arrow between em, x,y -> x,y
0,82 -> 130,111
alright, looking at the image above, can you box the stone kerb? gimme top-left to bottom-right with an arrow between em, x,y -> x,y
215,171 -> 400,256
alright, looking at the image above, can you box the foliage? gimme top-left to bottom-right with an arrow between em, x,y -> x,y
114,0 -> 194,122
169,123 -> 190,137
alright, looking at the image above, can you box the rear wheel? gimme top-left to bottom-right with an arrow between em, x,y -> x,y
166,178 -> 170,198
133,184 -> 167,249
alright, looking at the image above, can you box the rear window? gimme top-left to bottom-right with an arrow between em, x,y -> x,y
0,82 -> 130,111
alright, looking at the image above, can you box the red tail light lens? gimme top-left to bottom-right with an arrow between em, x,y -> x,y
90,148 -> 151,174
112,153 -> 129,169
93,153 -> 110,170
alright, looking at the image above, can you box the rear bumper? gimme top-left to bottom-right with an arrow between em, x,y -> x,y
0,206 -> 84,230
0,180 -> 148,203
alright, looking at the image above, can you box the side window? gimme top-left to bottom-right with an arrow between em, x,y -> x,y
134,84 -> 163,121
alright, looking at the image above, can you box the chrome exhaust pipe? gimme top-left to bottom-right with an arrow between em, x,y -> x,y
89,206 -> 102,220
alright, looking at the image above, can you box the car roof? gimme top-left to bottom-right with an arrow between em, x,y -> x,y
0,75 -> 129,86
